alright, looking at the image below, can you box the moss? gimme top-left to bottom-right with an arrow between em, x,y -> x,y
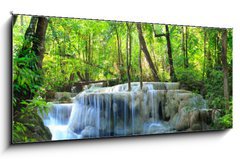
12,110 -> 52,144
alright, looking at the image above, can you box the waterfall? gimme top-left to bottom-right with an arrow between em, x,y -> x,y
42,82 -> 181,140
42,103 -> 80,140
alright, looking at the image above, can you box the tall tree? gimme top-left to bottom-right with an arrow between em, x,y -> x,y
153,24 -> 177,82
126,22 -> 133,91
221,29 -> 229,110
20,17 -> 38,56
182,26 -> 189,68
165,25 -> 177,82
115,24 -> 124,82
32,17 -> 49,69
202,29 -> 207,81
185,26 -> 189,68
139,44 -> 143,90
181,26 -> 186,67
136,23 -> 160,82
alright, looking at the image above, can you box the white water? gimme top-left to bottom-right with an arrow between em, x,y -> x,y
42,82 -> 179,140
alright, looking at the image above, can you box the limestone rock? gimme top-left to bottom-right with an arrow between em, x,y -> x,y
175,107 -> 190,131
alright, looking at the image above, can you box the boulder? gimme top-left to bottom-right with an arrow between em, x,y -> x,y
13,111 -> 52,143
55,92 -> 77,103
175,107 -> 190,131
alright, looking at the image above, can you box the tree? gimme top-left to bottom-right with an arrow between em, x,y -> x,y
153,24 -> 177,82
182,26 -> 189,68
126,22 -> 133,91
165,25 -> 177,82
32,17 -> 49,69
202,29 -> 207,81
185,26 -> 189,68
221,28 -> 229,110
136,23 -> 160,82
20,17 -> 38,56
139,44 -> 143,90
114,24 -> 124,82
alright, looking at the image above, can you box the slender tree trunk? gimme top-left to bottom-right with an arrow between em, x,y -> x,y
115,26 -> 124,82
84,38 -> 90,82
214,33 -> 218,67
126,23 -> 132,91
182,26 -> 186,67
88,34 -> 91,63
20,15 -> 24,34
206,39 -> 212,78
221,29 -> 229,110
202,30 -> 207,81
165,25 -> 177,82
215,32 -> 222,67
136,23 -> 160,82
139,44 -> 143,90
185,26 -> 189,68
32,17 -> 48,69
152,24 -> 177,82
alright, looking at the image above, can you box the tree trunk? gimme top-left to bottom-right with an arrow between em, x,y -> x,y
214,33 -> 218,67
20,15 -> 24,34
126,23 -> 132,91
206,38 -> 212,78
202,29 -> 207,81
215,32 -> 222,67
139,44 -> 143,90
115,25 -> 124,82
185,26 -> 189,68
20,17 -> 38,56
165,25 -> 177,82
32,17 -> 48,69
136,23 -> 160,82
84,38 -> 90,82
182,26 -> 186,67
221,29 -> 229,110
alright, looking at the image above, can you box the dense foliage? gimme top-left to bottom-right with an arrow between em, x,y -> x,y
12,15 -> 232,143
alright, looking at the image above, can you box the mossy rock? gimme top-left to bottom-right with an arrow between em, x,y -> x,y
13,111 -> 52,144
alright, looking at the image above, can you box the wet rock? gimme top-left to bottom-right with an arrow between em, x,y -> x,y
55,92 -> 77,103
211,109 -> 221,125
175,107 -> 190,131
13,111 -> 52,143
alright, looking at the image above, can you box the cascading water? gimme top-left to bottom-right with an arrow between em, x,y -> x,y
42,103 -> 79,140
42,82 -> 182,140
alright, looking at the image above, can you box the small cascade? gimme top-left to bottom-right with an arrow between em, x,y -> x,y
42,103 -> 80,140
42,82 -> 209,141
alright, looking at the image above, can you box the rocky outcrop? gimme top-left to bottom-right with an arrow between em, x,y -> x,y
13,110 -> 52,143
165,90 -> 215,131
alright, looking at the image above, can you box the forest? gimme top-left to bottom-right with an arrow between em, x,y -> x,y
12,15 -> 232,143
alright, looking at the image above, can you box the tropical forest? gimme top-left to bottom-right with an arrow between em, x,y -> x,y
12,15 -> 232,143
